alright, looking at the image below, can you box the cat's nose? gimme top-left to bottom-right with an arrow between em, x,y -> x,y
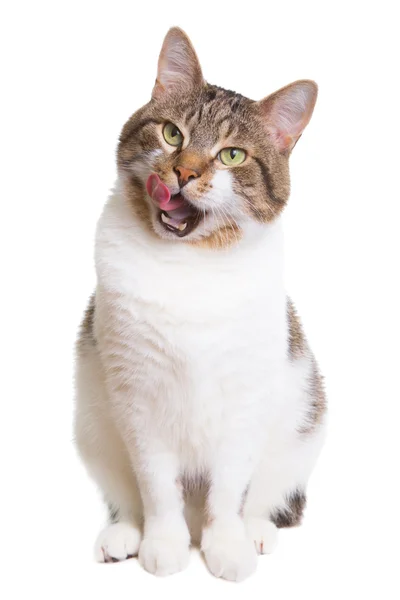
173,165 -> 199,188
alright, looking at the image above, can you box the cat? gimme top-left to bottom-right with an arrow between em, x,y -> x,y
74,26 -> 326,582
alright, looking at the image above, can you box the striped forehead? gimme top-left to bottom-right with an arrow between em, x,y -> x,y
182,86 -> 252,147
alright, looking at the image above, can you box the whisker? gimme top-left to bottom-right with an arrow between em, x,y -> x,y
212,204 -> 226,247
215,203 -> 239,247
221,203 -> 241,246
218,205 -> 235,246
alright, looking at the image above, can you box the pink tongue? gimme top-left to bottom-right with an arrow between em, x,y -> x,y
146,173 -> 186,211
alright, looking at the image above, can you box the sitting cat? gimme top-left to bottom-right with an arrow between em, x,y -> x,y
74,26 -> 326,582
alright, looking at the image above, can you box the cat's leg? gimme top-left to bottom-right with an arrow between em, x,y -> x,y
102,380 -> 190,575
126,436 -> 191,576
201,431 -> 262,582
243,353 -> 327,556
244,423 -> 327,555
91,297 -> 192,577
74,339 -> 143,562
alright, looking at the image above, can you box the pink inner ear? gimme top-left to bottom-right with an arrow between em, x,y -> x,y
271,119 -> 305,152
262,82 -> 317,152
152,28 -> 203,99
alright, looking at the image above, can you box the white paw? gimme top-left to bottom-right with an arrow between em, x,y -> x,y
202,521 -> 257,582
246,517 -> 278,554
139,537 -> 190,576
94,522 -> 142,562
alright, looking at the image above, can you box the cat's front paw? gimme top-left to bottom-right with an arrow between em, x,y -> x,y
94,522 -> 142,562
139,537 -> 190,576
202,520 -> 257,582
246,517 -> 278,554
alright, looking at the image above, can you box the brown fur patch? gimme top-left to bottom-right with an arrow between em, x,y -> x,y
300,360 -> 327,435
287,297 -> 307,359
122,175 -> 153,230
191,223 -> 242,250
182,473 -> 210,508
287,298 -> 327,434
77,294 -> 96,353
181,473 -> 213,527
270,489 -> 307,528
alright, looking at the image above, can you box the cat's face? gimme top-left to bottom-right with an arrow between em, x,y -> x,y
118,28 -> 317,248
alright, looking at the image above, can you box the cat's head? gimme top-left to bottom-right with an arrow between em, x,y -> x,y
117,27 -> 317,248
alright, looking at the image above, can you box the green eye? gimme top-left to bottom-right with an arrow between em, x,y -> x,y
163,122 -> 183,146
219,147 -> 246,166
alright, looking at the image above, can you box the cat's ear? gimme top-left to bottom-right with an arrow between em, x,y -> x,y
258,80 -> 318,153
152,28 -> 203,100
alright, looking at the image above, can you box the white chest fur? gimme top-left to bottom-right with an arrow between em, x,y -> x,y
95,191 -> 290,469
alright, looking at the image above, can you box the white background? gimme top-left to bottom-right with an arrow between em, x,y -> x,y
1,1 -> 399,598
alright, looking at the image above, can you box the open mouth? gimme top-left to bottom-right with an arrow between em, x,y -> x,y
158,193 -> 204,238
146,173 -> 204,238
